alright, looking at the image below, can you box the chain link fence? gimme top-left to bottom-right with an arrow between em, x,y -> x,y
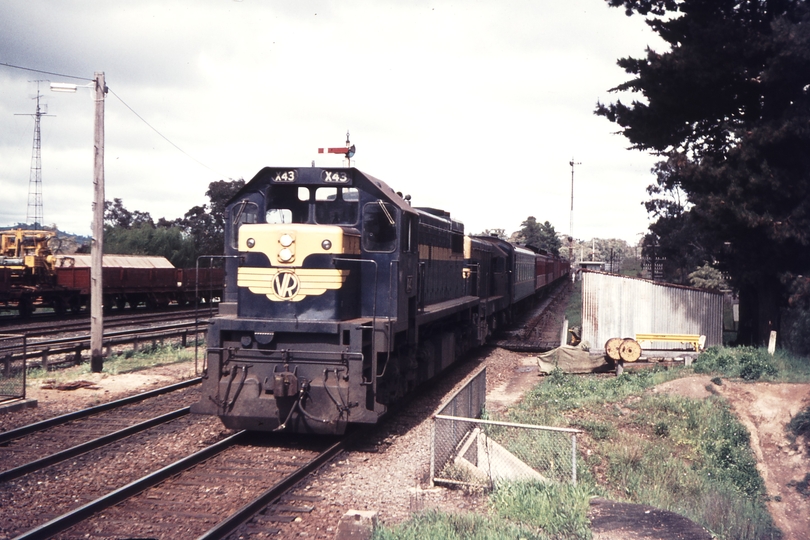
430,365 -> 581,489
0,334 -> 27,401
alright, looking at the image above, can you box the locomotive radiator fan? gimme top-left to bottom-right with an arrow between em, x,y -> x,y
605,337 -> 642,363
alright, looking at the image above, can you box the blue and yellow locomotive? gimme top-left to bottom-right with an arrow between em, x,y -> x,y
191,167 -> 568,434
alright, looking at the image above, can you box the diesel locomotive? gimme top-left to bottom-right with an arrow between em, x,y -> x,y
191,167 -> 569,434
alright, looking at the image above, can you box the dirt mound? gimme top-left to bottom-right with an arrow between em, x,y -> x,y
714,380 -> 810,540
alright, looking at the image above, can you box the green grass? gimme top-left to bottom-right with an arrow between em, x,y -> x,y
693,345 -> 810,382
372,508 -> 559,540
377,345 -> 808,540
374,483 -> 594,540
490,482 -> 593,538
26,342 -> 201,382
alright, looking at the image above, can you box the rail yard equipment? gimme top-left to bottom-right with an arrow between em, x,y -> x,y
0,229 -> 224,316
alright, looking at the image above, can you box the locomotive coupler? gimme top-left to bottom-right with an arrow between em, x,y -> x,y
272,371 -> 299,397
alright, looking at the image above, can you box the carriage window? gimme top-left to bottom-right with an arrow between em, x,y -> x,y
229,200 -> 259,249
315,187 -> 359,225
362,201 -> 398,252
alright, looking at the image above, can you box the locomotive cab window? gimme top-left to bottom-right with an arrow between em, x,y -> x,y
264,186 -> 309,225
362,201 -> 398,252
315,187 -> 359,225
229,200 -> 259,249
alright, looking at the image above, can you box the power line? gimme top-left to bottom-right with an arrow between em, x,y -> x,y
0,61 -> 93,81
108,88 -> 232,179
1,60 -> 232,180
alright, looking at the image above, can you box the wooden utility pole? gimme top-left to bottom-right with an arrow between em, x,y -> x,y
91,72 -> 106,373
568,158 -> 581,263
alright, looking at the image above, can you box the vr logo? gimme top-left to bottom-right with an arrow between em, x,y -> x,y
272,271 -> 300,300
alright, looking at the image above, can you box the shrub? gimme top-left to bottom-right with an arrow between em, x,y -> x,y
694,346 -> 778,380
789,407 -> 810,438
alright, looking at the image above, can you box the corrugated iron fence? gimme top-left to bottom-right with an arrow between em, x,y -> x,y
581,271 -> 724,351
430,366 -> 581,488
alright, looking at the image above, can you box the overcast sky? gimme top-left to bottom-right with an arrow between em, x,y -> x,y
0,0 -> 667,244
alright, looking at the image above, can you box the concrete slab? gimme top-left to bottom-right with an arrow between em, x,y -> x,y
0,398 -> 37,414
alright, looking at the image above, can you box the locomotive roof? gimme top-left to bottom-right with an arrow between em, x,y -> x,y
233,167 -> 418,216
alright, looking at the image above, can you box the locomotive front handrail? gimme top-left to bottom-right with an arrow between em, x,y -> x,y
195,254 -> 237,375
333,257 -> 378,387
376,258 -> 398,380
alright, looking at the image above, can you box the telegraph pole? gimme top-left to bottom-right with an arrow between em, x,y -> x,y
91,72 -> 106,372
568,158 -> 581,263
49,71 -> 107,372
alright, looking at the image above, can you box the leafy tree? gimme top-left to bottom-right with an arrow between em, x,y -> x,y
104,198 -> 154,229
688,263 -> 726,291
173,179 -> 245,257
597,0 -> 810,345
574,238 -> 632,271
517,216 -> 562,256
105,225 -> 197,267
100,177 -> 244,267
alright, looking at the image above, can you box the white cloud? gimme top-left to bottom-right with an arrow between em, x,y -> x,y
0,0 -> 666,243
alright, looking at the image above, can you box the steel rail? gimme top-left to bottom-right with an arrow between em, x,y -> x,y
19,310 -> 203,338
196,437 -> 347,540
0,323 -> 207,365
0,377 -> 200,445
12,430 -> 248,540
0,407 -> 190,483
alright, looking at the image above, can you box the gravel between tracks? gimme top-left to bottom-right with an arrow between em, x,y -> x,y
0,346 -> 540,539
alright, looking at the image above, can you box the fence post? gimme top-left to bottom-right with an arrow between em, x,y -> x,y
74,345 -> 83,365
3,354 -> 10,377
429,417 -> 436,487
41,347 -> 50,370
571,433 -> 577,486
181,331 -> 187,348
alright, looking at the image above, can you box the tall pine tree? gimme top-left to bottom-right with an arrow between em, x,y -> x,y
598,0 -> 810,345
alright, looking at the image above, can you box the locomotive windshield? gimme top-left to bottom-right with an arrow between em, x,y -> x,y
362,201 -> 398,252
229,200 -> 259,248
262,185 -> 359,226
314,187 -> 359,225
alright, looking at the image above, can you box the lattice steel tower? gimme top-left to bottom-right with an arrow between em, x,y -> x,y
16,82 -> 53,228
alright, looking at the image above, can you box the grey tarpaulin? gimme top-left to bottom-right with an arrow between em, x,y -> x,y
535,343 -> 612,374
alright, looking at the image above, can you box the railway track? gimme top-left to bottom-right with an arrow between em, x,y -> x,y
0,373 -> 356,540
0,307 -> 214,338
7,429 -> 347,539
495,280 -> 572,352
0,379 -> 201,482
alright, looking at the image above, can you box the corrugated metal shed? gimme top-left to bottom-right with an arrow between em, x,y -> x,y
56,254 -> 175,269
581,271 -> 723,351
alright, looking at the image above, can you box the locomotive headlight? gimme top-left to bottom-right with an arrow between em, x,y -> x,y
279,234 -> 294,247
321,239 -> 332,250
246,238 -> 255,248
279,247 -> 294,262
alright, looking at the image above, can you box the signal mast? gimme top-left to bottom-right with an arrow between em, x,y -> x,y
318,131 -> 356,167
